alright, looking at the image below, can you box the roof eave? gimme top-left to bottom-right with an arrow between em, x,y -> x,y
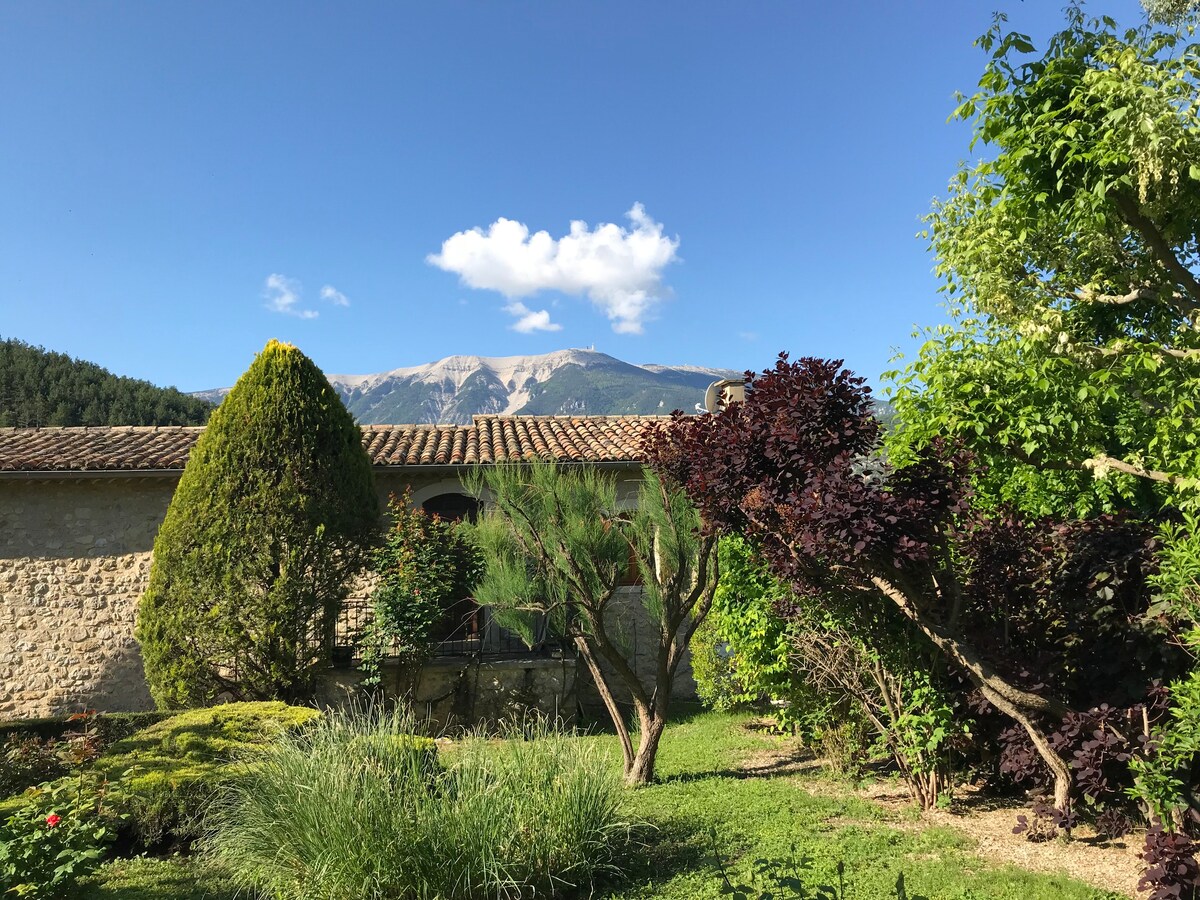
0,459 -> 645,479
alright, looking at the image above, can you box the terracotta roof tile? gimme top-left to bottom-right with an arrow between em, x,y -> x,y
0,416 -> 664,473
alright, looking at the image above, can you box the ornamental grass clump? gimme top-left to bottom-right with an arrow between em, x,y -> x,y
202,708 -> 628,900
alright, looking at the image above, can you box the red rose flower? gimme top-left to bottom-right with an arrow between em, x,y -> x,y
45,814 -> 62,828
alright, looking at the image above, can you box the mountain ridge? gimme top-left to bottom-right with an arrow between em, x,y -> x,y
194,349 -> 741,425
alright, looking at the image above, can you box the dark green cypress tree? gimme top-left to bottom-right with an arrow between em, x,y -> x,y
136,340 -> 379,708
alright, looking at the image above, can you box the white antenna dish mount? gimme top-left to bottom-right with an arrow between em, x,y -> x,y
701,378 -> 747,414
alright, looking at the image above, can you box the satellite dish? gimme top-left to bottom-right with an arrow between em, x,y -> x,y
704,382 -> 721,415
702,378 -> 746,414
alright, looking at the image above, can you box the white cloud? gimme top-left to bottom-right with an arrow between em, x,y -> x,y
264,274 -> 318,319
427,203 -> 679,335
321,285 -> 350,307
504,301 -> 562,333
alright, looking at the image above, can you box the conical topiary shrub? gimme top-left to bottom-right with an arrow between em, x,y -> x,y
136,340 -> 379,708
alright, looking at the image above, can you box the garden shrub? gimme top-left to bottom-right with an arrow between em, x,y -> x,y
0,711 -> 172,745
694,535 -> 959,804
692,536 -> 839,739
692,537 -> 791,712
690,617 -> 744,712
92,701 -> 320,846
204,707 -> 627,900
1,702 -> 319,850
0,772 -> 123,898
359,490 -> 484,696
818,717 -> 873,779
0,711 -> 174,798
137,339 -> 379,708
1,736 -> 77,800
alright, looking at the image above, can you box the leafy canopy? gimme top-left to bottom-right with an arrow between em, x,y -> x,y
890,7 -> 1200,516
882,5 -> 1200,859
1143,0 -> 1200,25
359,492 -> 483,690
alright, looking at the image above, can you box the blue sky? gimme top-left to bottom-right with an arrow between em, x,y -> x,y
0,1 -> 1149,392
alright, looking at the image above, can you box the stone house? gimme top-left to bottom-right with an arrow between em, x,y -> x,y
0,415 -> 687,724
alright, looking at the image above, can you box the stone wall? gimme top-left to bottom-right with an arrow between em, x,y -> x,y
0,468 -> 692,722
0,477 -> 173,717
0,472 -> 442,719
318,656 -> 578,730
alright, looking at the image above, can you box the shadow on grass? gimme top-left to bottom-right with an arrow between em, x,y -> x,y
575,700 -> 714,736
79,858 -> 236,900
655,767 -> 757,786
592,819 -> 712,898
656,745 -> 819,786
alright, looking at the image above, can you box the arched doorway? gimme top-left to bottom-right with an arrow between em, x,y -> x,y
421,492 -> 481,524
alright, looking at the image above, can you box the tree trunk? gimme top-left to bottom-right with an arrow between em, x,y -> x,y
980,684 -> 1072,814
626,706 -> 669,785
870,575 -> 1075,812
575,635 -> 635,773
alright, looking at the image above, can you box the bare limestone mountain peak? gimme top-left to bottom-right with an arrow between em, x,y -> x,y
194,349 -> 742,425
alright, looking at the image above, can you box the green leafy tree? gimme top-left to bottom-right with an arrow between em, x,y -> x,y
885,5 -> 1200,848
466,460 -> 718,785
1143,0 -> 1199,24
136,340 -> 379,708
890,7 -> 1200,516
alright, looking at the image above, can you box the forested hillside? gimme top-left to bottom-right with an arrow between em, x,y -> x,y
0,338 -> 213,427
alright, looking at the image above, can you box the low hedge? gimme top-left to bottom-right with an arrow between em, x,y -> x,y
4,702 -> 321,848
97,702 -> 322,846
1,711 -> 176,800
0,710 -> 174,745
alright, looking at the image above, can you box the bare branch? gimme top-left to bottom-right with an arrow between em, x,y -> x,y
868,574 -> 1075,720
1082,453 -> 1185,486
1004,441 -> 1192,489
1075,286 -> 1173,306
1114,192 -> 1200,312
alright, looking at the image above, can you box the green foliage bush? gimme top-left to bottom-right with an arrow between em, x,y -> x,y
91,701 -> 320,846
877,7 -> 1200,886
686,521 -> 960,807
0,711 -> 151,799
0,711 -> 172,746
0,736 -> 76,799
360,490 -> 484,694
136,340 -> 379,708
690,618 -> 743,712
1,702 -> 319,851
203,708 -> 627,900
1141,0 -> 1199,23
0,774 -> 123,898
0,713 -> 176,805
691,537 -> 822,732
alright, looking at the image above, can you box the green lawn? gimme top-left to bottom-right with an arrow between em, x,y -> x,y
79,709 -> 1125,900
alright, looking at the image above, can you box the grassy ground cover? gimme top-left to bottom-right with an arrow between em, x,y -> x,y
76,709 -> 1126,899
602,712 -> 1125,899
